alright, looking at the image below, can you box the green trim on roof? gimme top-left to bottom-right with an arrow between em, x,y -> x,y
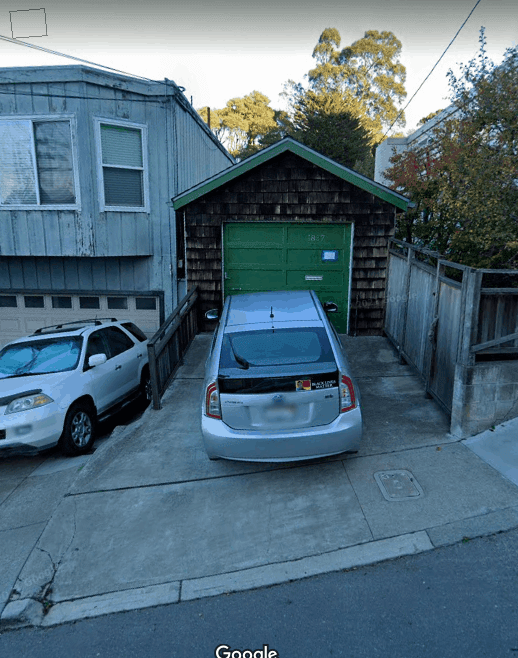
173,138 -> 413,211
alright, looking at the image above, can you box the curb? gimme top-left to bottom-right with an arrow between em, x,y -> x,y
1,531 -> 432,629
0,405 -> 153,630
2,507 -> 518,628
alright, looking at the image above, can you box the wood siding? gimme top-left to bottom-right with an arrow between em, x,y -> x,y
0,255 -> 151,292
0,66 -> 233,318
181,151 -> 396,334
477,292 -> 518,352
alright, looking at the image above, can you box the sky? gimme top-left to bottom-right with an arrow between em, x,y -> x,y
0,0 -> 517,134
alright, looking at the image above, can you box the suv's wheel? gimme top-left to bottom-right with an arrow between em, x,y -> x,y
59,402 -> 96,456
139,368 -> 152,407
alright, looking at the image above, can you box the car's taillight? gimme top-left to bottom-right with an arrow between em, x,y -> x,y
339,374 -> 356,413
205,381 -> 221,419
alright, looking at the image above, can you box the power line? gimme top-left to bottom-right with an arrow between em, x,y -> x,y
384,0 -> 484,137
0,33 -> 229,155
0,32 -> 186,94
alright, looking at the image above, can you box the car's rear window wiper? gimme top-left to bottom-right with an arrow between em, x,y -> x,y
228,337 -> 250,369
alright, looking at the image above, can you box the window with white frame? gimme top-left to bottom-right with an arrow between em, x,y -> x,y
97,121 -> 147,210
0,118 -> 77,206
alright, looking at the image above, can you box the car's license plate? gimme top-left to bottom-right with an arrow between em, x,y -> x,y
265,405 -> 296,422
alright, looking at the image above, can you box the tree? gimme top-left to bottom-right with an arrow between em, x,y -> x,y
418,109 -> 444,126
288,88 -> 374,173
385,29 -> 518,269
303,28 -> 407,143
277,28 -> 406,176
198,91 -> 280,159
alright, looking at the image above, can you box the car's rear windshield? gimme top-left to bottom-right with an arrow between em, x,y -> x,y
121,322 -> 147,342
219,327 -> 334,370
0,337 -> 83,378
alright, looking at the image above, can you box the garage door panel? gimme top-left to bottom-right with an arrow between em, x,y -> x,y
286,224 -> 348,248
226,248 -> 284,267
0,318 -> 21,334
286,271 -> 346,288
286,249 -> 345,268
0,293 -> 160,347
227,269 -> 286,290
223,222 -> 352,333
226,224 -> 284,246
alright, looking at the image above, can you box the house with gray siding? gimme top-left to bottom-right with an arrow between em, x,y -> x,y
374,105 -> 459,186
0,65 -> 233,347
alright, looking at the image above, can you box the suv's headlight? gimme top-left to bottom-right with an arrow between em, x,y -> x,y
5,394 -> 54,414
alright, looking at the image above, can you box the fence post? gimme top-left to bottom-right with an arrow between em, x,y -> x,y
457,268 -> 483,367
147,342 -> 162,410
397,244 -> 414,363
424,259 -> 442,398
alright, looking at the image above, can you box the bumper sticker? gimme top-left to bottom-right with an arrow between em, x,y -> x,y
296,379 -> 311,391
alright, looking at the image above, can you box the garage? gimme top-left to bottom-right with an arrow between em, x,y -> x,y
173,137 -> 413,335
223,222 -> 353,332
0,291 -> 162,348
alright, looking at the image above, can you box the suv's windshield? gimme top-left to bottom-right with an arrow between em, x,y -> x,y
219,327 -> 334,369
0,337 -> 83,378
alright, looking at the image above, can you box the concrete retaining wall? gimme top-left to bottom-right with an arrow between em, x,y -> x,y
451,361 -> 518,438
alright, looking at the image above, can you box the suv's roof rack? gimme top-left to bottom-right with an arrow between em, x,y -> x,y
32,318 -> 118,335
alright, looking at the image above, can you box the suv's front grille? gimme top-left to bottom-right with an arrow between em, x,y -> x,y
219,371 -> 339,395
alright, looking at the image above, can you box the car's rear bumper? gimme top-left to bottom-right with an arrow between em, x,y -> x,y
201,407 -> 362,462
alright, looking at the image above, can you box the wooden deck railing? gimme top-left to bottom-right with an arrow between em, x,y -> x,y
147,286 -> 200,410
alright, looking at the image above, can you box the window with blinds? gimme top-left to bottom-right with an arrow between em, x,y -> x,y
99,123 -> 146,209
0,119 -> 77,206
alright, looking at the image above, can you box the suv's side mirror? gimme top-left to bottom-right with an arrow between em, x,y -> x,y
88,353 -> 107,367
323,302 -> 338,313
205,309 -> 219,320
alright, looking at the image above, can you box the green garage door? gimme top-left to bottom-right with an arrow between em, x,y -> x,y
223,223 -> 352,333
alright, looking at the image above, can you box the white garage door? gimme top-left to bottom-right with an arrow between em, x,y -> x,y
0,292 -> 161,348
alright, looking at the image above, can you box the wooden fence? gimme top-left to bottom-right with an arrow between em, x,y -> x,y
147,286 -> 200,410
385,239 -> 518,418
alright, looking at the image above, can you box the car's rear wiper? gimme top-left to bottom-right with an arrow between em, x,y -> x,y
228,337 -> 250,370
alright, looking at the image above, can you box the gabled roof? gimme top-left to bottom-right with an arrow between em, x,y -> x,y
172,136 -> 414,211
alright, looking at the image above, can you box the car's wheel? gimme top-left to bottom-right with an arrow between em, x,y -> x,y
139,368 -> 152,407
59,402 -> 96,456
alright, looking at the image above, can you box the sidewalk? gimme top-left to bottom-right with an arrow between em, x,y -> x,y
3,334 -> 518,629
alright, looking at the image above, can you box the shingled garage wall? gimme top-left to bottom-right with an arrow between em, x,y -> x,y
179,151 -> 397,334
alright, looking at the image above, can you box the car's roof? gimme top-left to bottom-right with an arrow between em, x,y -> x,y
226,290 -> 322,328
4,320 -> 125,347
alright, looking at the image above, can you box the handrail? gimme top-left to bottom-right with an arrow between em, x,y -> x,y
147,286 -> 199,410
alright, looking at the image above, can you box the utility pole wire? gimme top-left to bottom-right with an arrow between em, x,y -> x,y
0,33 -> 185,92
384,0 -> 484,137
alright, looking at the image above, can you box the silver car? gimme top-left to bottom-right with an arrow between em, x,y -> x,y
201,290 -> 362,462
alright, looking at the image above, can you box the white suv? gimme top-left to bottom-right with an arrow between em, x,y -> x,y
0,319 -> 151,456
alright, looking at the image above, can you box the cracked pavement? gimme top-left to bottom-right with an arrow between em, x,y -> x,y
0,398 -> 145,615
2,333 -> 518,628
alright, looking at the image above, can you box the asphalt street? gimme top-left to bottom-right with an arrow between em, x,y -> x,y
1,526 -> 517,658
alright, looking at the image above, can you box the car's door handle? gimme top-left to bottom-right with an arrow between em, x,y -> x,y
115,365 -> 122,370
137,353 -> 143,358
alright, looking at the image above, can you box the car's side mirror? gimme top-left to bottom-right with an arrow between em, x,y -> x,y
205,309 -> 219,320
323,302 -> 338,313
88,353 -> 107,367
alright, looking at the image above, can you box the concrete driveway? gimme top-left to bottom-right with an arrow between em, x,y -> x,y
3,333 -> 518,628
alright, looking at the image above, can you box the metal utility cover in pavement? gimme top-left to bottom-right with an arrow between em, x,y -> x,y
374,470 -> 424,501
